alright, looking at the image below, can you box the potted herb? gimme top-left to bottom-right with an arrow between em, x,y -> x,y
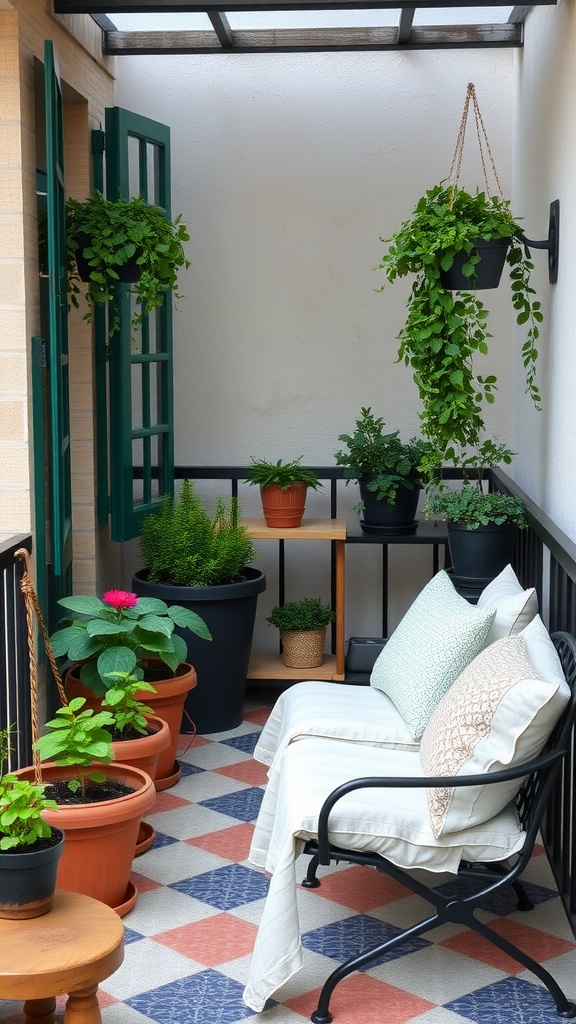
246,457 -> 322,528
19,697 -> 157,917
66,190 -> 190,336
335,407 -> 429,534
425,485 -> 528,586
0,728 -> 63,920
133,480 -> 266,733
376,184 -> 542,466
267,598 -> 335,669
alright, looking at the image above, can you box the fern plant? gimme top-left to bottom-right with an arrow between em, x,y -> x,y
140,480 -> 257,588
334,407 -> 429,507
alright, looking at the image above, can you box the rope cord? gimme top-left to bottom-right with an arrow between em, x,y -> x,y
448,82 -> 504,208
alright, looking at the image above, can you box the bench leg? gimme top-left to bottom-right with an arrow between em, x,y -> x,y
63,985 -> 102,1024
23,998 -> 56,1021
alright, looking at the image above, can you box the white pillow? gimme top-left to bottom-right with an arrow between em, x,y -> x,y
370,570 -> 496,740
521,614 -> 570,693
477,564 -> 538,642
420,633 -> 570,838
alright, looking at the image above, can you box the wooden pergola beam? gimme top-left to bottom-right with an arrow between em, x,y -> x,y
54,0 -> 555,13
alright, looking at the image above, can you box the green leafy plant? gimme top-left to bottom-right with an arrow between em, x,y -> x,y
34,697 -> 115,799
0,728 -> 57,851
376,183 -> 542,470
140,479 -> 257,588
66,190 -> 190,335
101,673 -> 157,740
267,598 -> 335,631
49,588 -> 211,697
335,407 -> 430,511
424,486 -> 528,530
246,457 -> 322,491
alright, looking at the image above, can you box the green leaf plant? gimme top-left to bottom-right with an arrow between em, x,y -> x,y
266,598 -> 335,631
375,183 -> 543,478
66,190 -> 190,336
49,588 -> 211,698
34,697 -> 115,800
0,727 -> 57,851
100,673 -> 157,740
246,457 -> 322,491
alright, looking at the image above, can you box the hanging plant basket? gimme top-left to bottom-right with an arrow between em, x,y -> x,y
440,236 -> 511,291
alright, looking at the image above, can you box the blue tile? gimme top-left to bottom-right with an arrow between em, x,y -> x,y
220,732 -> 261,755
302,914 -> 431,968
123,926 -> 145,944
444,976 -> 570,1023
198,786 -> 264,822
125,970 -> 263,1023
151,831 -> 180,849
169,862 -> 269,910
434,877 -> 558,915
178,761 -> 205,777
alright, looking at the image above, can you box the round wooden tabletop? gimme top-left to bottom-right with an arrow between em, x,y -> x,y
0,890 -> 124,1000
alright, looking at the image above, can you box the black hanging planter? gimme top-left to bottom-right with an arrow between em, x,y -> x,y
74,233 -> 142,284
447,522 -> 516,582
132,567 -> 266,734
358,476 -> 420,536
440,237 -> 511,291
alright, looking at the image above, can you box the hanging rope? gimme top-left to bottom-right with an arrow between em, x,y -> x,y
15,548 -> 68,784
448,82 -> 504,207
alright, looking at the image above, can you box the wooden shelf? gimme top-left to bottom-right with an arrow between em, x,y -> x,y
243,517 -> 347,541
248,652 -> 344,682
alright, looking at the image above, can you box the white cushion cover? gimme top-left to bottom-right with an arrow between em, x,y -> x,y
477,563 -> 538,642
370,570 -> 496,740
253,680 -> 418,769
244,737 -> 525,1013
420,634 -> 570,837
521,614 -> 569,692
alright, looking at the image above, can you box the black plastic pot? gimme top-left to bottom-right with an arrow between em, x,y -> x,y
440,237 -> 511,291
358,476 -> 420,535
0,827 -> 64,920
447,522 -> 516,582
74,233 -> 141,284
132,567 -> 266,734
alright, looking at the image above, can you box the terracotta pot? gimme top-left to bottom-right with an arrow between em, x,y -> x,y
280,627 -> 326,668
110,714 -> 170,855
260,483 -> 308,528
0,828 -> 65,920
66,662 -> 197,791
16,761 -> 156,917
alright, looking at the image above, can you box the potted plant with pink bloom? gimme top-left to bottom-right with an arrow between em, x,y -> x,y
49,589 -> 212,790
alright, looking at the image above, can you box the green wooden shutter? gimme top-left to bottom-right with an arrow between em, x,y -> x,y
104,107 -> 175,542
38,41 -> 72,607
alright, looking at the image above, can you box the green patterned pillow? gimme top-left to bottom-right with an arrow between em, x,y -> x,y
370,570 -> 496,740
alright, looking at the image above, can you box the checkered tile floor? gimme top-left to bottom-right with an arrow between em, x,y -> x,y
2,689 -> 575,1024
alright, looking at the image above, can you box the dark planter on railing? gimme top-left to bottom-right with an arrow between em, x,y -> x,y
440,237 -> 510,291
447,522 -> 516,583
74,233 -> 141,284
132,567 -> 266,734
358,475 -> 420,535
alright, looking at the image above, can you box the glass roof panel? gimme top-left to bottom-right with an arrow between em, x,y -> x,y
413,6 -> 514,23
107,13 -> 213,30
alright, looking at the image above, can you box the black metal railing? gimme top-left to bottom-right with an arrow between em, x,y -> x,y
0,535 -> 33,771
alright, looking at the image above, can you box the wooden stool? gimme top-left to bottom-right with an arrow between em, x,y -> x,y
0,890 -> 124,1024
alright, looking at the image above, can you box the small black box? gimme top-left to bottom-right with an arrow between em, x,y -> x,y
345,636 -> 387,674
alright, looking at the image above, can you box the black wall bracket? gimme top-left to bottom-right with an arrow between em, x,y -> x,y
519,199 -> 560,284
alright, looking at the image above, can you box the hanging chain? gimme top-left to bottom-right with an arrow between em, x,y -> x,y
15,548 -> 68,784
448,82 -> 504,207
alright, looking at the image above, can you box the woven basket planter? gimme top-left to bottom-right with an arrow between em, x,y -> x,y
280,627 -> 326,668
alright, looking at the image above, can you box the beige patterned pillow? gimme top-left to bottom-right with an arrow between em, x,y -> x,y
420,635 -> 569,838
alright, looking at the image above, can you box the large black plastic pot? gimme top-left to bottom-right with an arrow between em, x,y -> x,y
74,233 -> 141,284
132,567 -> 266,734
440,237 -> 510,291
447,522 -> 516,582
0,827 -> 64,920
358,475 -> 420,535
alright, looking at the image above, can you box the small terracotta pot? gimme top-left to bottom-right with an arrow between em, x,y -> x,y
260,483 -> 308,528
280,627 -> 326,668
16,762 -> 156,917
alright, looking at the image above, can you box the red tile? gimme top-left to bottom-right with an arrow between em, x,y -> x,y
130,870 -> 163,892
186,822 -> 254,862
97,991 -> 119,1007
178,733 -> 213,748
152,791 -> 191,813
152,912 -> 258,966
215,760 -> 269,785
311,865 -> 412,911
441,918 -> 576,974
244,708 -> 273,725
286,975 -> 434,1024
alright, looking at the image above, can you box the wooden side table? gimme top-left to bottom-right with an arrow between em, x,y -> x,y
0,890 -> 124,1024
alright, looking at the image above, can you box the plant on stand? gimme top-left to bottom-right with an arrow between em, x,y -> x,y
246,457 -> 322,528
267,598 -> 335,669
335,407 -> 429,534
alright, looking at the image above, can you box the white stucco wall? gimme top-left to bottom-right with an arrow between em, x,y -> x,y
115,48 -> 515,639
510,0 -> 576,542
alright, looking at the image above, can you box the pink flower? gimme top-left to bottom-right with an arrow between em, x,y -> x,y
102,590 -> 139,611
